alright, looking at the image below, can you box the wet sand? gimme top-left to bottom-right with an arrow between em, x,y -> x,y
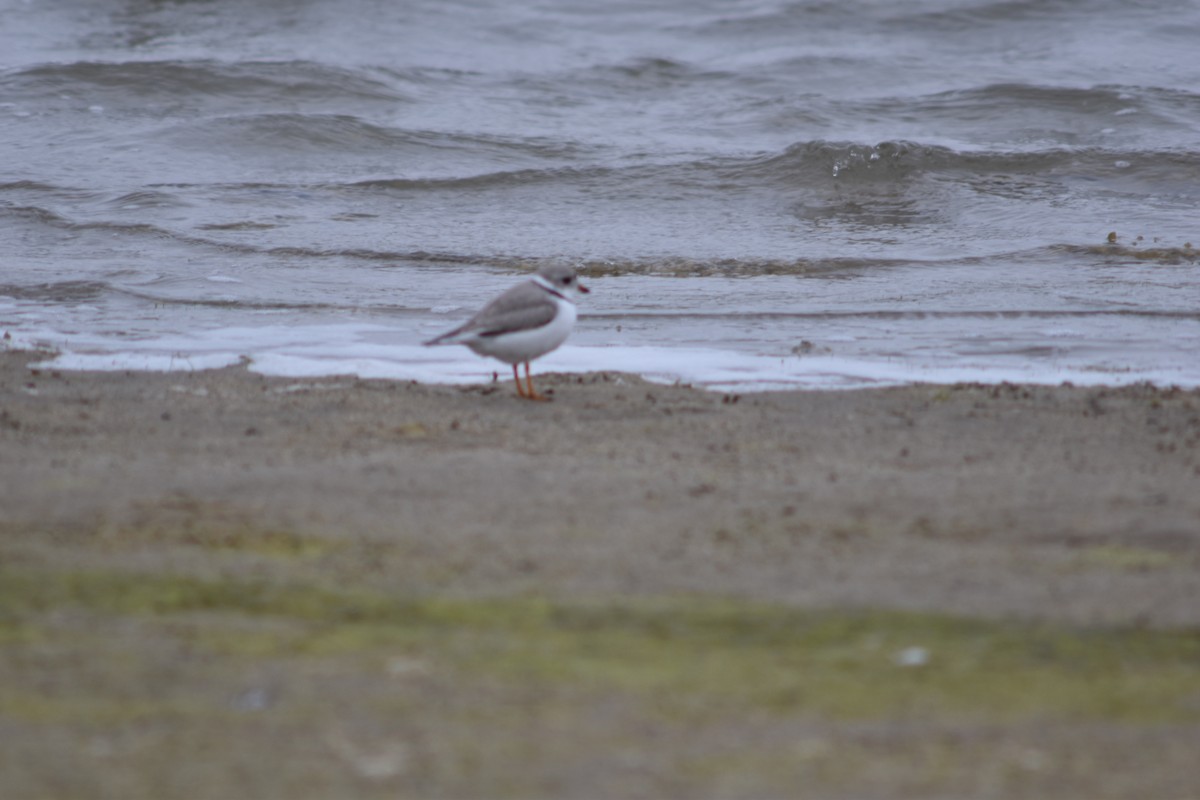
2,348 -> 1199,798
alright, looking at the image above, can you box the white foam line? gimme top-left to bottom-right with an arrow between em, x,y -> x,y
8,325 -> 1199,392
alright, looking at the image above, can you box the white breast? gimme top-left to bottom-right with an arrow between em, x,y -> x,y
467,296 -> 577,365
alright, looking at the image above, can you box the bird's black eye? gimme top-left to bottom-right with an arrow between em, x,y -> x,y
561,276 -> 572,285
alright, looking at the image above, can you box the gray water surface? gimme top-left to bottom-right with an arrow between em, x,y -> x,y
2,0 -> 1198,388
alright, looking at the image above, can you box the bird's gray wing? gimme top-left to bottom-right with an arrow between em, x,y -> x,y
463,281 -> 558,337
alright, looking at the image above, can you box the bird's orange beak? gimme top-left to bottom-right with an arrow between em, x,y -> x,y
579,283 -> 590,294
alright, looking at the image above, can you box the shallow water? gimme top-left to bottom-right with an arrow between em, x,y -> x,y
2,0 -> 1198,389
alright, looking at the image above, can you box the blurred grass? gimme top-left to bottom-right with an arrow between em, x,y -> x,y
3,567 -> 1199,725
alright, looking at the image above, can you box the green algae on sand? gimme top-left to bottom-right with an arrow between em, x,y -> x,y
3,568 -> 1199,725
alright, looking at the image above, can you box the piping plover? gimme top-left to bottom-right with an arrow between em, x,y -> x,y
423,265 -> 590,400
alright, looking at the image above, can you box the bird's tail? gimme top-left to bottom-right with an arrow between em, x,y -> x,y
422,325 -> 467,347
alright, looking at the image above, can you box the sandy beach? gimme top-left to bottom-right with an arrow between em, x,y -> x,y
2,348 -> 1199,798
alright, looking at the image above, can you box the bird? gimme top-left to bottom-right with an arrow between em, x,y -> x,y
423,264 -> 590,401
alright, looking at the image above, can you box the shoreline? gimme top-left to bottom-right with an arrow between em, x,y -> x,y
3,347 -> 1200,797
13,332 -> 1200,395
4,347 -> 1198,625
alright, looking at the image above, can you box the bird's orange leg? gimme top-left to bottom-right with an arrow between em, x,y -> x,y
512,364 -> 527,397
524,362 -> 550,401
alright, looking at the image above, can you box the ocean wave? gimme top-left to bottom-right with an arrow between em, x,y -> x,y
560,56 -> 739,94
7,132 -> 1196,200
723,140 -> 1200,192
897,0 -> 1155,29
335,137 -> 1200,194
347,165 -> 604,192
3,191 -> 1193,279
1055,242 -> 1199,265
158,113 -> 420,153
0,280 -> 110,302
838,83 -> 1200,150
151,113 -> 585,168
903,82 -> 1200,115
384,136 -> 1200,192
0,60 -> 407,107
564,244 -> 1199,276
